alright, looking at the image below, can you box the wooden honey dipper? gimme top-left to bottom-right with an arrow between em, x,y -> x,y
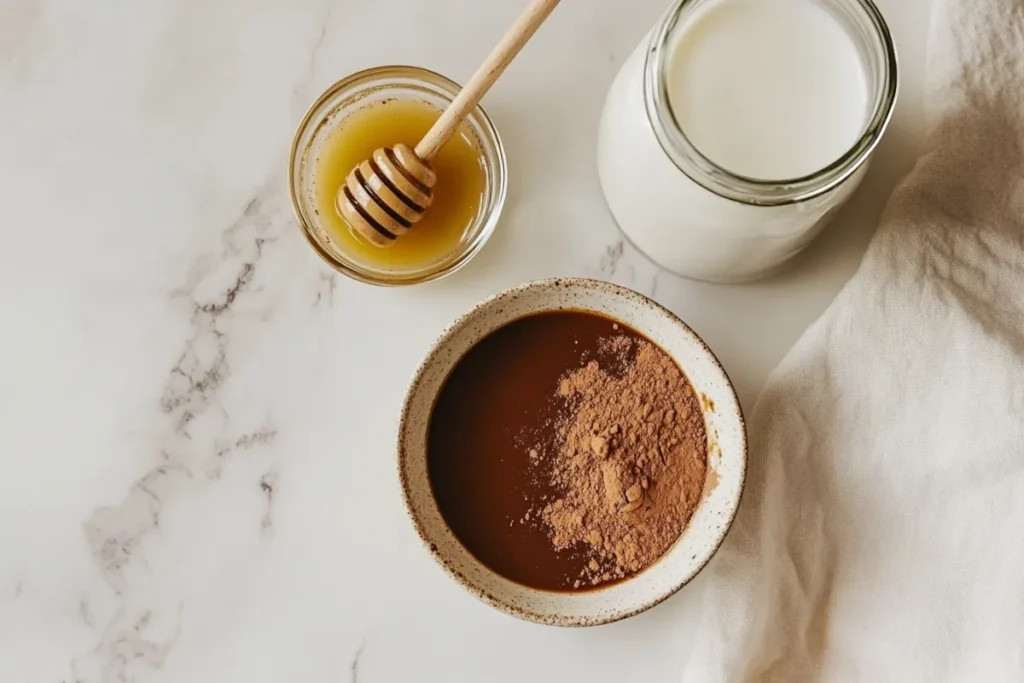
337,0 -> 561,247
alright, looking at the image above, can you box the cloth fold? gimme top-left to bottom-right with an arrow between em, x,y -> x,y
683,0 -> 1024,679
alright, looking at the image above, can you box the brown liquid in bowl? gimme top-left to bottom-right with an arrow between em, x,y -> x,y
427,310 -> 705,591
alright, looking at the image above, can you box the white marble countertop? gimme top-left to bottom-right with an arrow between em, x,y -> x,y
1,0 -> 931,680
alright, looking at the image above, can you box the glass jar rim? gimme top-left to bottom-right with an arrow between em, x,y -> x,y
288,65 -> 508,286
644,0 -> 898,206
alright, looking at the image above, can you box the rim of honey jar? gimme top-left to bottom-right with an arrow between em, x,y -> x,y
289,65 -> 508,286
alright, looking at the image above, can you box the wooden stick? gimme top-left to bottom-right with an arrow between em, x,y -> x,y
415,0 -> 561,161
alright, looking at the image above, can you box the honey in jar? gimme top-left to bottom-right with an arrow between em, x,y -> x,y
311,98 -> 487,271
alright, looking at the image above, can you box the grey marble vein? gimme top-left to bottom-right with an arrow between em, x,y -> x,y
260,471 -> 278,532
71,606 -> 181,683
597,239 -> 625,276
350,639 -> 366,683
314,270 -> 338,308
291,2 -> 337,112
73,178 -> 298,681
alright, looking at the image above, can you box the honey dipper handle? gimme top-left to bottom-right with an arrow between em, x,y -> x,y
414,0 -> 561,161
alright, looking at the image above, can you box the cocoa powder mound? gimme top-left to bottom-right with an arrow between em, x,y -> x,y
539,336 -> 707,586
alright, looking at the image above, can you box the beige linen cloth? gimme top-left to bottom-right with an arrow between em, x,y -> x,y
682,0 -> 1024,680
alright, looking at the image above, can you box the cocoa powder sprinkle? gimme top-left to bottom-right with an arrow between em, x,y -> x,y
538,336 -> 707,587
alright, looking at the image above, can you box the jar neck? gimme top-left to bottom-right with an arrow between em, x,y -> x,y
643,0 -> 898,206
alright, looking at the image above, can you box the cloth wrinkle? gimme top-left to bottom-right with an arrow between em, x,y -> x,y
682,0 -> 1024,680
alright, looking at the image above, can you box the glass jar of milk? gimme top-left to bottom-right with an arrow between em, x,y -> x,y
597,0 -> 897,282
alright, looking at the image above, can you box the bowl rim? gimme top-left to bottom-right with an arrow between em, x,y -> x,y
396,277 -> 747,626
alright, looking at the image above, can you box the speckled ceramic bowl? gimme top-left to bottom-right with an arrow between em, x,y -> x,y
398,278 -> 746,626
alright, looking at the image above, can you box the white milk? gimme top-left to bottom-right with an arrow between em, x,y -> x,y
597,0 -> 897,282
667,0 -> 868,179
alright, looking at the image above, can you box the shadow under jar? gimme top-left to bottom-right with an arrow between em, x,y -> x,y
597,0 -> 898,283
